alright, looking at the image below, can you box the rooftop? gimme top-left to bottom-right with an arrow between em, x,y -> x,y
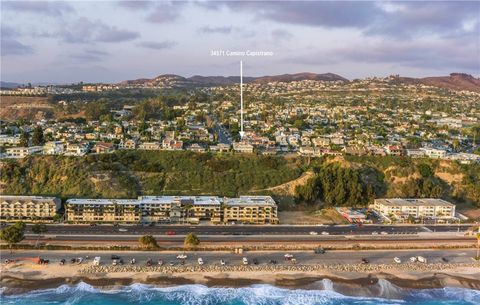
138,196 -> 222,206
66,198 -> 139,205
225,196 -> 276,207
375,198 -> 455,207
1,195 -> 60,202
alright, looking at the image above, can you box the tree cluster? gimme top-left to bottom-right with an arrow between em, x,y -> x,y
295,164 -> 373,207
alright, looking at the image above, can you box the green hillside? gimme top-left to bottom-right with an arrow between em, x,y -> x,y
1,152 -> 478,210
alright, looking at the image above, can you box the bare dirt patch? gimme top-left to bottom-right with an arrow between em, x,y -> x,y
0,96 -> 54,121
253,171 -> 314,196
435,172 -> 464,185
279,209 -> 348,225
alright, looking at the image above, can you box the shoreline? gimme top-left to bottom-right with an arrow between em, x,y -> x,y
2,262 -> 479,296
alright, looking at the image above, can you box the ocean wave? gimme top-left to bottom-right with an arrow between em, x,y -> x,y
1,281 -> 478,305
404,287 -> 480,304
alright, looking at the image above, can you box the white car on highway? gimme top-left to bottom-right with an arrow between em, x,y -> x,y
242,257 -> 249,265
118,228 -> 128,232
417,256 -> 427,263
321,231 -> 330,235
197,258 -> 204,265
220,259 -> 226,266
177,254 -> 188,259
393,257 -> 401,264
309,231 -> 318,235
409,256 -> 417,263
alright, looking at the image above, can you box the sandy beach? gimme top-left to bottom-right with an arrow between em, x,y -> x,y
1,259 -> 479,296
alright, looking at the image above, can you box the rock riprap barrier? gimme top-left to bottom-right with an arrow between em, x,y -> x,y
79,262 -> 480,275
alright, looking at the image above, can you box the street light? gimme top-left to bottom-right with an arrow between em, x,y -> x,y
476,226 -> 480,260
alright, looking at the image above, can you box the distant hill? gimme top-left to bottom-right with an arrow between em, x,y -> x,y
0,81 -> 22,89
420,73 -> 480,93
392,73 -> 480,93
118,72 -> 348,87
253,72 -> 348,83
119,74 -> 188,86
188,75 -> 256,85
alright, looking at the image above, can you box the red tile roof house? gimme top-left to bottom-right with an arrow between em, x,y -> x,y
385,145 -> 404,156
94,142 -> 115,154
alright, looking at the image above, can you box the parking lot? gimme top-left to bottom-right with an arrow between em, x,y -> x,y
3,249 -> 476,267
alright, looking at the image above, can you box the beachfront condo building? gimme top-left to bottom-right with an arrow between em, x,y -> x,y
65,195 -> 278,224
138,196 -> 222,224
224,196 -> 279,224
373,198 -> 456,221
181,196 -> 223,224
0,195 -> 61,222
65,198 -> 141,223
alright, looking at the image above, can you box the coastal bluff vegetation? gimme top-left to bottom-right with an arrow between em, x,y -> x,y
1,152 -> 479,212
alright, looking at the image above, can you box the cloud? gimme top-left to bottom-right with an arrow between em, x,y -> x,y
271,29 -> 292,42
201,1 -> 381,28
137,40 -> 177,50
117,1 -> 154,10
59,18 -> 140,43
1,26 -> 34,56
68,49 -> 109,62
199,26 -> 233,34
290,38 -> 479,73
1,38 -> 34,56
2,1 -> 74,16
200,1 -> 479,39
198,25 -> 255,38
366,2 -> 480,38
146,2 -> 185,23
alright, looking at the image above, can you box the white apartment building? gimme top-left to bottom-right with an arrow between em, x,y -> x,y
224,196 -> 278,224
422,148 -> 447,159
374,198 -> 456,220
65,143 -> 89,156
0,195 -> 61,222
65,195 -> 278,224
65,198 -> 141,223
233,142 -> 254,153
0,135 -> 21,146
43,141 -> 65,155
6,146 -> 43,158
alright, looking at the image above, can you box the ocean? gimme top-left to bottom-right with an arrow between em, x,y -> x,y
1,282 -> 479,305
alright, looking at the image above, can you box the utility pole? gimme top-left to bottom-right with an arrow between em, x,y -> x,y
239,60 -> 245,139
477,225 -> 480,259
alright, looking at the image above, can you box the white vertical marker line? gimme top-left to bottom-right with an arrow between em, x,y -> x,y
240,60 -> 245,139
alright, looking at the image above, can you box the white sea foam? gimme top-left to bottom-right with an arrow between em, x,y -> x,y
2,281 -> 478,305
319,278 -> 334,291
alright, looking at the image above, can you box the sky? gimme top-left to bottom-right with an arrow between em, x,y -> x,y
1,0 -> 479,83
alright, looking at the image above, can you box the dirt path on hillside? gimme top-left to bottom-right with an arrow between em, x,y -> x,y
251,171 -> 314,195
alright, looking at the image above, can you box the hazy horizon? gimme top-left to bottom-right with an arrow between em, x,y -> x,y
2,70 -> 479,86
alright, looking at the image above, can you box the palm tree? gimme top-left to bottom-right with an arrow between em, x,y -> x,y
184,232 -> 200,249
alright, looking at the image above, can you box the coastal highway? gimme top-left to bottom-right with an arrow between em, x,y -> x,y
3,249 -> 477,266
24,235 -> 476,247
23,224 -> 472,236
